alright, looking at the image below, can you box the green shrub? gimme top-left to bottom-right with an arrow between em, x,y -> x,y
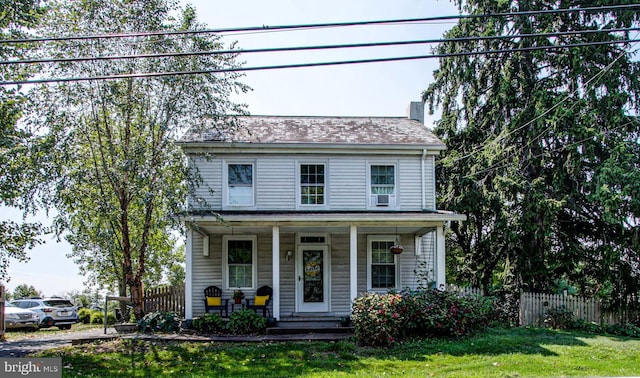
606,323 -> 640,337
571,319 -> 603,334
352,289 -> 495,347
192,313 -> 226,334
89,310 -> 104,324
138,311 -> 181,333
544,305 -> 574,329
226,309 -> 266,335
78,308 -> 92,324
487,288 -> 520,327
106,311 -> 118,325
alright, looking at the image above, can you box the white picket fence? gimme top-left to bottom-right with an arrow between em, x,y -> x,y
447,285 -> 636,326
446,285 -> 484,297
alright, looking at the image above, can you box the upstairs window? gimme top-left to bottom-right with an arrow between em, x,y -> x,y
370,164 -> 396,207
300,164 -> 325,205
228,163 -> 253,206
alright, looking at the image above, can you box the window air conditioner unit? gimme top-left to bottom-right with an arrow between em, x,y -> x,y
376,194 -> 390,206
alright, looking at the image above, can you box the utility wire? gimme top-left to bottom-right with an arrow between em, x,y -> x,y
2,3 -> 639,44
1,39 -> 637,85
3,27 -> 638,66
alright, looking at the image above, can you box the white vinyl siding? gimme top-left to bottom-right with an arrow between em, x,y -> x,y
424,155 -> 436,210
257,157 -> 296,210
399,159 -> 422,209
188,157 -> 222,210
330,233 -> 352,314
188,154 -> 433,212
191,233 -> 223,316
330,158 -> 366,210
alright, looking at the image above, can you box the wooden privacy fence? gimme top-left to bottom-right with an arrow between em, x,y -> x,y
144,284 -> 185,318
1,285 -> 5,340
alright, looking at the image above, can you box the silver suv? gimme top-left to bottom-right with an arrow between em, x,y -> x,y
11,297 -> 79,329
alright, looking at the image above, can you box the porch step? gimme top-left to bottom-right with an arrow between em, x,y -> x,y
266,316 -> 353,335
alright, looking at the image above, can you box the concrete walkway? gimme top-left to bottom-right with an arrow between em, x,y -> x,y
1,328 -> 120,357
1,328 -> 351,357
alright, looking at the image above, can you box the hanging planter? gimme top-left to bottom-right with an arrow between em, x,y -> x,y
389,245 -> 404,254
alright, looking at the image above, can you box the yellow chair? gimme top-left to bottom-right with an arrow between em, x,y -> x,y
204,285 -> 229,317
245,285 -> 273,317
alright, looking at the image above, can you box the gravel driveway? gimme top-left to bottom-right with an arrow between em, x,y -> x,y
1,327 -> 117,357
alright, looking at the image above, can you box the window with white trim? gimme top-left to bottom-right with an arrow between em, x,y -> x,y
227,163 -> 253,206
368,236 -> 397,289
300,164 -> 325,205
369,164 -> 396,207
223,236 -> 257,289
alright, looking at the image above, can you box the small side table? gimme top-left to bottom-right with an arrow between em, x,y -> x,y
231,302 -> 245,313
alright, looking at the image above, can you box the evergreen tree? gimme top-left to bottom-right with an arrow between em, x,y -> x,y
424,0 -> 640,304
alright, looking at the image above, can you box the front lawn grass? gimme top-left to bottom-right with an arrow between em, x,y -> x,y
37,327 -> 640,377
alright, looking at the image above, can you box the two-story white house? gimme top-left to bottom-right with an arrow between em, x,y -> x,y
179,101 -> 465,321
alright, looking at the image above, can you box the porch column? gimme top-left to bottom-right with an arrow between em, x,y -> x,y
350,225 -> 358,301
185,228 -> 193,319
435,225 -> 446,290
272,225 -> 280,320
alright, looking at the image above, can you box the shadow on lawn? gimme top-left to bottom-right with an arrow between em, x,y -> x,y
391,327 -> 592,358
38,328 -> 616,377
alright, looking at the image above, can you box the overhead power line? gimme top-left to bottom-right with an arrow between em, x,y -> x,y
2,4 -> 639,44
1,38 -> 636,86
3,27 -> 638,66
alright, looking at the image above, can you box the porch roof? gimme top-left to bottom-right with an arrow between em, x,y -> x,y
183,210 -> 466,235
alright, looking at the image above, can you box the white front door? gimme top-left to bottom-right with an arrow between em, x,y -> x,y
296,246 -> 329,312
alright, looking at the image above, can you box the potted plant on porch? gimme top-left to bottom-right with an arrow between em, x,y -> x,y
233,289 -> 245,304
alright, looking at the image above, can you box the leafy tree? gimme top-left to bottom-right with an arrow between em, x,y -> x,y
24,0 -> 248,319
424,0 -> 640,302
0,0 -> 45,282
64,288 -> 103,309
12,283 -> 41,299
166,244 -> 185,287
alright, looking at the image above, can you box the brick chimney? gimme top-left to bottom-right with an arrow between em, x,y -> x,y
407,101 -> 424,124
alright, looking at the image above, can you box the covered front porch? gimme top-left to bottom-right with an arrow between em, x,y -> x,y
184,211 -> 465,321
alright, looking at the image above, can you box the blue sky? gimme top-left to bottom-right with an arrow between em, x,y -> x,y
2,0 -> 458,297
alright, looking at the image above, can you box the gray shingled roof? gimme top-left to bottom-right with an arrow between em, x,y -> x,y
181,116 -> 444,147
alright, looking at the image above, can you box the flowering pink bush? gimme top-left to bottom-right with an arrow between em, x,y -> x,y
352,289 -> 495,347
351,292 -> 404,347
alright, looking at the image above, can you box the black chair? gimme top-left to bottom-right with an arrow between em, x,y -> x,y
245,285 -> 273,317
204,285 -> 229,317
